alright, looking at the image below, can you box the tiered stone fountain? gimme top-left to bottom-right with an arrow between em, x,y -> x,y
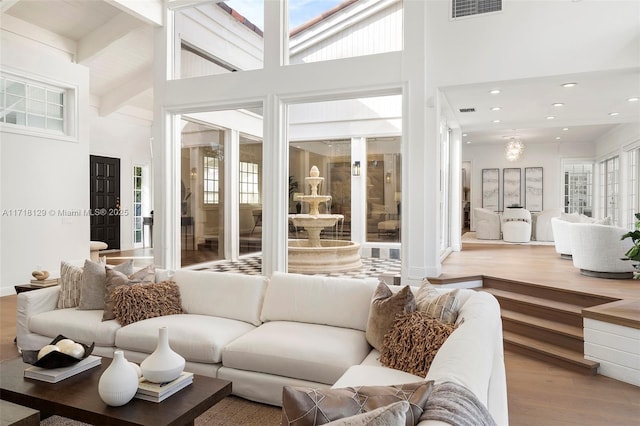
288,166 -> 361,273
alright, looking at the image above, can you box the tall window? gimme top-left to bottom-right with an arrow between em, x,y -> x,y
204,153 -> 220,204
562,162 -> 593,216
628,149 -> 640,229
440,128 -> 451,253
133,166 -> 143,245
0,75 -> 67,134
239,161 -> 259,204
599,156 -> 619,224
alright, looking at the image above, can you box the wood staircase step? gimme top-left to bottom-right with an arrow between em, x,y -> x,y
501,309 -> 584,352
501,309 -> 583,339
503,331 -> 599,375
482,276 -> 616,307
482,288 -> 584,327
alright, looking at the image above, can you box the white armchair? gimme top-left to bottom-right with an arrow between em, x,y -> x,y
568,223 -> 634,279
533,208 -> 562,241
502,208 -> 532,243
551,215 -> 580,259
474,208 -> 501,240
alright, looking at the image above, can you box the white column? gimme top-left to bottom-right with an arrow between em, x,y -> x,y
402,0 -> 441,282
449,124 -> 463,251
262,94 -> 288,275
351,137 -> 367,246
224,129 -> 240,261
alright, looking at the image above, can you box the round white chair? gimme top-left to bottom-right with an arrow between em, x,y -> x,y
502,208 -> 531,243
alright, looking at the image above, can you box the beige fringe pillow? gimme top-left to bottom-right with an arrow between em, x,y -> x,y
380,311 -> 457,377
112,281 -> 183,326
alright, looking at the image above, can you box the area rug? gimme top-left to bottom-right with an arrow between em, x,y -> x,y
40,396 -> 281,426
462,232 -> 554,246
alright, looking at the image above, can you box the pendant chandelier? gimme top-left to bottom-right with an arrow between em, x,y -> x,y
504,138 -> 525,161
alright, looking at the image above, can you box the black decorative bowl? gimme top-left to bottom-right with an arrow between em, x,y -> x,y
22,335 -> 95,369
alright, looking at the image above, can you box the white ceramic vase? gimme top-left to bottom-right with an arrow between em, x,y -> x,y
140,326 -> 185,383
98,350 -> 139,406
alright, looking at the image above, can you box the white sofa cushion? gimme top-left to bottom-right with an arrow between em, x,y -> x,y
333,364 -> 424,389
261,272 -> 377,331
171,270 -> 268,326
115,314 -> 255,364
29,308 -> 121,346
222,321 -> 371,384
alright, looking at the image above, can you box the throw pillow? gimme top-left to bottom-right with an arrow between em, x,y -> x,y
111,281 -> 183,326
415,283 -> 460,324
380,311 -> 456,377
365,282 -> 416,351
78,259 -> 134,310
102,265 -> 156,321
57,261 -> 84,309
281,381 -> 433,426
325,401 -> 409,425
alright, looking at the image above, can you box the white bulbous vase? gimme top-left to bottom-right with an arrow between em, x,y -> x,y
98,351 -> 139,406
140,326 -> 185,383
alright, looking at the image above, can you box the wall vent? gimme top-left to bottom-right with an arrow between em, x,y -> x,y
452,0 -> 502,19
459,107 -> 476,113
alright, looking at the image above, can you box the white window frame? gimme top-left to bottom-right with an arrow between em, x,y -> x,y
599,156 -> 620,225
561,159 -> 594,217
0,72 -> 77,141
239,161 -> 260,204
203,152 -> 220,205
133,165 -> 144,245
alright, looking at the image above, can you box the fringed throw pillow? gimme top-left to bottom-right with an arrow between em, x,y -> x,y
380,311 -> 457,377
111,281 -> 183,326
102,265 -> 156,321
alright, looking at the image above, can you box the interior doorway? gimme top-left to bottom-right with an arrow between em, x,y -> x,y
90,155 -> 121,250
462,161 -> 471,234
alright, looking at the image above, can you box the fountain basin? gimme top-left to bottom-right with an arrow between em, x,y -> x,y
288,239 -> 362,273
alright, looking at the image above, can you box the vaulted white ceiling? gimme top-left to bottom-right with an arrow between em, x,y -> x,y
2,0 -> 638,147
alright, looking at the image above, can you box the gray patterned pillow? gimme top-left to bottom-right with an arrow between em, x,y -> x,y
415,283 -> 460,324
57,261 -> 83,309
325,401 -> 408,425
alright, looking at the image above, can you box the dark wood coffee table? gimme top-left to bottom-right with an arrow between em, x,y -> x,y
0,357 -> 231,426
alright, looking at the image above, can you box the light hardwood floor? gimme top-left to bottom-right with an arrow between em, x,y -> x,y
2,244 -> 640,425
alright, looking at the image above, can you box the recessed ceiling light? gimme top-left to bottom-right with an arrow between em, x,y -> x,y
492,119 -> 501,123
552,103 -> 564,107
489,89 -> 501,95
490,107 -> 501,111
628,97 -> 640,102
466,141 -> 472,144
562,82 -> 577,88
462,133 -> 467,137
609,112 -> 620,116
562,127 -> 569,131
546,116 -> 555,120
555,136 -> 561,140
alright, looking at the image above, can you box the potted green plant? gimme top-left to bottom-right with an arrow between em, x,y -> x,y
621,212 -> 640,278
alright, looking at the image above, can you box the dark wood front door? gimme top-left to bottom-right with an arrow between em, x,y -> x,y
90,155 -> 120,250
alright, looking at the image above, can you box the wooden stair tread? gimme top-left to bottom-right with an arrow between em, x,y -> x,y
501,309 -> 584,339
482,288 -> 583,314
504,331 -> 598,371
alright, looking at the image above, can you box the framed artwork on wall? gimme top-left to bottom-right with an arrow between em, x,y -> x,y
525,167 -> 543,212
482,168 -> 500,212
503,168 -> 521,208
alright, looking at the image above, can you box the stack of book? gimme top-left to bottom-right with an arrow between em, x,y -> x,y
24,355 -> 101,383
135,372 -> 194,402
29,278 -> 59,287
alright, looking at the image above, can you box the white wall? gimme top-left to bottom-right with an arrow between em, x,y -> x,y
0,31 -> 90,296
463,140 -> 596,228
89,103 -> 153,250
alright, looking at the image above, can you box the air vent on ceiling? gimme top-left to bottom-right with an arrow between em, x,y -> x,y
459,107 -> 476,113
452,0 -> 502,19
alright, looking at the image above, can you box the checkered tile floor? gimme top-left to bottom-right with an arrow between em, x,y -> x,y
194,255 -> 401,280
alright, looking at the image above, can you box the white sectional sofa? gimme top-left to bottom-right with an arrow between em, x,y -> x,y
16,270 -> 508,425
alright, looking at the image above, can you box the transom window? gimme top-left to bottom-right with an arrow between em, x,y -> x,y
0,75 -> 66,134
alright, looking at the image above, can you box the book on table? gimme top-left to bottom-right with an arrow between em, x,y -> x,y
135,372 -> 194,402
24,355 -> 101,383
29,278 -> 59,287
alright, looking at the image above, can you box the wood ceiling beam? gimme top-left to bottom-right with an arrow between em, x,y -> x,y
105,0 -> 163,27
99,65 -> 153,116
77,13 -> 142,64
